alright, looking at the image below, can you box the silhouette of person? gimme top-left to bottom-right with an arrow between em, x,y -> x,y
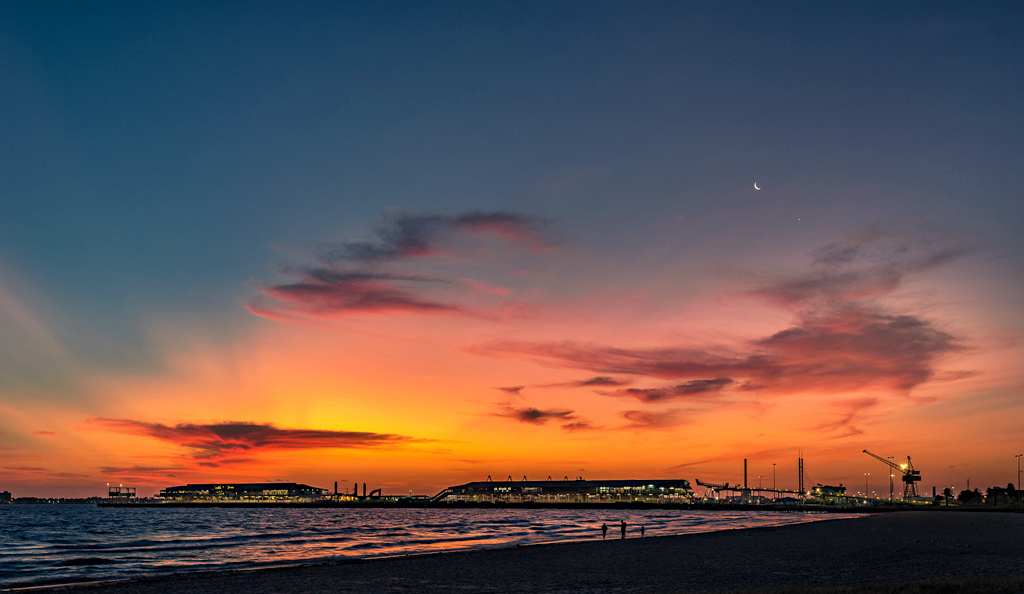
620,520 -> 626,539
601,523 -> 608,539
641,525 -> 645,537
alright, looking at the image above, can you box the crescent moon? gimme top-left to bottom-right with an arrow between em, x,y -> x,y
753,183 -> 760,190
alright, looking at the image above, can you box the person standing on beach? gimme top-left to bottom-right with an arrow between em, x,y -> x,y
601,523 -> 608,539
641,525 -> 645,537
620,520 -> 626,539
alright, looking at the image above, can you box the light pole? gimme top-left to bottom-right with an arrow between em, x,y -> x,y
887,456 -> 894,502
773,463 -> 776,501
864,473 -> 870,500
1016,454 -> 1022,504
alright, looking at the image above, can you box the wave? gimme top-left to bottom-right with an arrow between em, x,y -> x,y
0,506 -> 856,589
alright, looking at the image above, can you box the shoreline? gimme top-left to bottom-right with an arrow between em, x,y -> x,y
13,510 -> 1024,593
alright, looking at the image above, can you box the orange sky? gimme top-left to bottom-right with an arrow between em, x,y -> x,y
2,217 -> 1021,498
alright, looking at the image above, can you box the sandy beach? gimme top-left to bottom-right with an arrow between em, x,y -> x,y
33,511 -> 1024,594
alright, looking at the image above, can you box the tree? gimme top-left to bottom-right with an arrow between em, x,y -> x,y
956,488 -> 982,505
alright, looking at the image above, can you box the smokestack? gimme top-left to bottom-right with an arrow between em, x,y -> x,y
363,482 -> 367,497
744,459 -> 748,489
334,481 -> 338,497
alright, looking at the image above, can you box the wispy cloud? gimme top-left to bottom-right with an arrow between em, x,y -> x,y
248,210 -> 551,321
621,410 -> 684,430
2,466 -> 90,479
543,376 -> 630,388
496,386 -> 525,395
87,418 -> 417,462
813,396 -> 881,439
98,465 -> 189,479
605,378 -> 734,402
319,211 -> 550,264
753,228 -> 967,309
560,420 -> 601,431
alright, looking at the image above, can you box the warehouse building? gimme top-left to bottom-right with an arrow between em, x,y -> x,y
159,482 -> 327,502
436,478 -> 693,503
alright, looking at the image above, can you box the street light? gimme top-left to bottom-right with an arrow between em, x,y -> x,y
1016,454 -> 1022,504
864,473 -> 870,499
773,463 -> 776,501
887,456 -> 894,502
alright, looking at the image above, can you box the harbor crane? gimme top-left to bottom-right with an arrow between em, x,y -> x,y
863,449 -> 921,499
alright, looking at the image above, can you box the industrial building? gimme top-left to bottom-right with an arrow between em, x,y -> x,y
159,482 -> 327,502
435,478 -> 693,503
810,484 -> 847,504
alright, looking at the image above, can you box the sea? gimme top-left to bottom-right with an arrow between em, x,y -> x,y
0,505 -> 859,589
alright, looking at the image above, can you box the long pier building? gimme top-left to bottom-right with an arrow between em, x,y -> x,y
435,478 -> 693,503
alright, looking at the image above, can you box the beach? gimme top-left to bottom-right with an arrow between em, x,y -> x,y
34,511 -> 1024,593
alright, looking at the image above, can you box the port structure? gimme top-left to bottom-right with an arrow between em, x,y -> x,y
863,449 -> 921,499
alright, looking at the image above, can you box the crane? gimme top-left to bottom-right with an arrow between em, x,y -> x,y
863,449 -> 921,499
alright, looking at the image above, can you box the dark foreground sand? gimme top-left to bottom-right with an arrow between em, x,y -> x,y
37,511 -> 1024,594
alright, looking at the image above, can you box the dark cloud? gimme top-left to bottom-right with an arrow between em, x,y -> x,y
560,421 -> 600,431
249,210 -> 550,320
607,378 -> 734,402
87,418 -> 415,461
252,270 -> 456,319
3,466 -> 47,472
497,386 -> 525,395
494,405 -> 577,425
543,376 -> 629,388
483,307 -> 959,395
33,430 -> 56,436
621,410 -> 684,430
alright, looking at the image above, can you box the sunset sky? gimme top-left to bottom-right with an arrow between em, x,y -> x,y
2,3 -> 1022,498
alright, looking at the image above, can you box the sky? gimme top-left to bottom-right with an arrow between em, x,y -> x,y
1,2 -> 1022,498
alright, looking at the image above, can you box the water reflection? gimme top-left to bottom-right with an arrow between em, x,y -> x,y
0,505 -> 860,588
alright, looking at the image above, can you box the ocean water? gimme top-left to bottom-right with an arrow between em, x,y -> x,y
0,505 -> 858,589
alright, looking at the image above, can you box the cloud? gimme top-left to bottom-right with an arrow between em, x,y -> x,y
496,386 -> 525,395
479,231 -> 964,398
560,421 -> 600,431
87,418 -> 416,461
754,230 -> 967,309
33,430 -> 57,436
483,308 -> 958,396
606,378 -> 734,402
494,405 -> 577,425
543,376 -> 629,388
813,396 -> 880,439
249,210 -> 551,320
321,210 -> 549,264
621,410 -> 684,430
2,466 -> 89,479
98,465 -> 188,478
251,270 -> 457,319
